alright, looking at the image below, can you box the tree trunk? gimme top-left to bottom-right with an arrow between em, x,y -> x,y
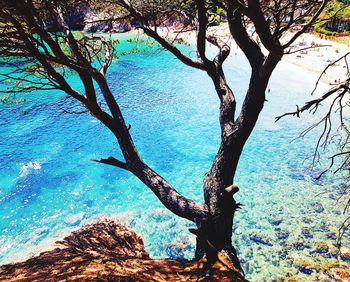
195,59 -> 281,276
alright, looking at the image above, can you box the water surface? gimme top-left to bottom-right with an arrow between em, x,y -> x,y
0,35 -> 348,281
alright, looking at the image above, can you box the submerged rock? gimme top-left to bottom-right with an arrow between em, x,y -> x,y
0,219 -> 246,281
301,228 -> 313,239
299,267 -> 313,275
292,241 -> 311,251
340,247 -> 350,261
288,172 -> 305,181
164,241 -> 194,259
64,212 -> 86,226
327,266 -> 350,280
276,230 -> 289,240
311,242 -> 329,255
249,233 -> 273,246
293,257 -> 317,277
278,249 -> 288,260
318,221 -> 330,232
310,202 -> 325,213
269,218 -> 283,226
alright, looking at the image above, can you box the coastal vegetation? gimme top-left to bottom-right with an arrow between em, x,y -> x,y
0,0 -> 349,281
315,0 -> 350,36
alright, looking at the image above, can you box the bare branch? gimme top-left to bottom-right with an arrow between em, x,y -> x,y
283,0 -> 328,49
93,157 -> 129,170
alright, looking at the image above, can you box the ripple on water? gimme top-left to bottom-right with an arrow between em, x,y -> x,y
0,36 -> 349,281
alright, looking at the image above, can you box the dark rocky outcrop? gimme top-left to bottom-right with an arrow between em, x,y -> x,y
41,2 -> 91,32
41,3 -> 190,33
82,9 -> 133,33
0,219 -> 246,281
41,2 -> 132,33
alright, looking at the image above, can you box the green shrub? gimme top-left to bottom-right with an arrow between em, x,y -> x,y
314,23 -> 337,36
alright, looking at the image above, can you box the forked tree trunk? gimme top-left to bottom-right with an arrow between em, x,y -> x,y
194,56 -> 282,275
1,0 -> 326,280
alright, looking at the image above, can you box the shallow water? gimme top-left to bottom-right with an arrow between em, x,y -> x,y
0,35 -> 349,281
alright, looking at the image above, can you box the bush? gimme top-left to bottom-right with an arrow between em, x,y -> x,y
314,23 -> 337,36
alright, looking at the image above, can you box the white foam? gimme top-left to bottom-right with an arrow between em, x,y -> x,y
20,161 -> 42,177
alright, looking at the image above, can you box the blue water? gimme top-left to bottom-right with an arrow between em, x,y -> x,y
0,35 -> 349,281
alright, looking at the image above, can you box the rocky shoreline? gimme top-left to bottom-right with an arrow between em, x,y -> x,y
43,2 -> 188,33
42,2 -> 133,33
0,219 -> 245,282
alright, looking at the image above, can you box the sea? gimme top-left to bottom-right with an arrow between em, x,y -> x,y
0,33 -> 349,281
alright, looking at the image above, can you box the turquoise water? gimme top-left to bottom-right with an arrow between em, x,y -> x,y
0,36 -> 349,281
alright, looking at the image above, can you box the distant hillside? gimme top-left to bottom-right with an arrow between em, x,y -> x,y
316,0 -> 350,35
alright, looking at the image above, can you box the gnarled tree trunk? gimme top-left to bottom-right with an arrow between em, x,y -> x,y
0,0 -> 327,279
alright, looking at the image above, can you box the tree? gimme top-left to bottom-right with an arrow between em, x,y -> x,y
0,0 -> 329,278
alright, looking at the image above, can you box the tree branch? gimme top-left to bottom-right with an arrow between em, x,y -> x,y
283,0 -> 328,49
93,156 -> 129,170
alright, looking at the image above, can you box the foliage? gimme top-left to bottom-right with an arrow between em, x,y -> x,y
315,0 -> 350,34
324,0 -> 350,18
314,22 -> 338,36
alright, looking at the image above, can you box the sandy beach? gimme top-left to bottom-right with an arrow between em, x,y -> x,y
156,23 -> 350,85
283,32 -> 349,85
214,24 -> 350,85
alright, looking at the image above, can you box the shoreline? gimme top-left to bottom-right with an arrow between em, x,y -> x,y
144,23 -> 349,86
0,219 -> 246,281
1,24 -> 348,282
282,32 -> 349,86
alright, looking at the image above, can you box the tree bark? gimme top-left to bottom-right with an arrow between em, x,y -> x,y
195,52 -> 282,274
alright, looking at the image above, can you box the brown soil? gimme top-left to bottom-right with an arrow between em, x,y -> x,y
0,219 -> 246,282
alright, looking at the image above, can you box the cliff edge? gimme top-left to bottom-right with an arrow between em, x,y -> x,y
0,219 -> 245,281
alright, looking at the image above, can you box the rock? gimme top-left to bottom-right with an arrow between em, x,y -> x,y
312,242 -> 329,254
249,233 -> 273,246
299,267 -> 313,275
269,218 -> 283,226
111,22 -> 132,33
327,267 -> 350,280
326,232 -> 337,240
340,247 -> 350,261
0,219 -> 246,281
41,2 -> 91,32
310,202 -> 324,213
64,212 -> 86,226
164,242 -> 194,259
301,228 -> 313,239
276,230 -> 289,240
292,241 -> 310,251
37,2 -> 132,33
39,2 -> 192,33
83,11 -> 112,33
